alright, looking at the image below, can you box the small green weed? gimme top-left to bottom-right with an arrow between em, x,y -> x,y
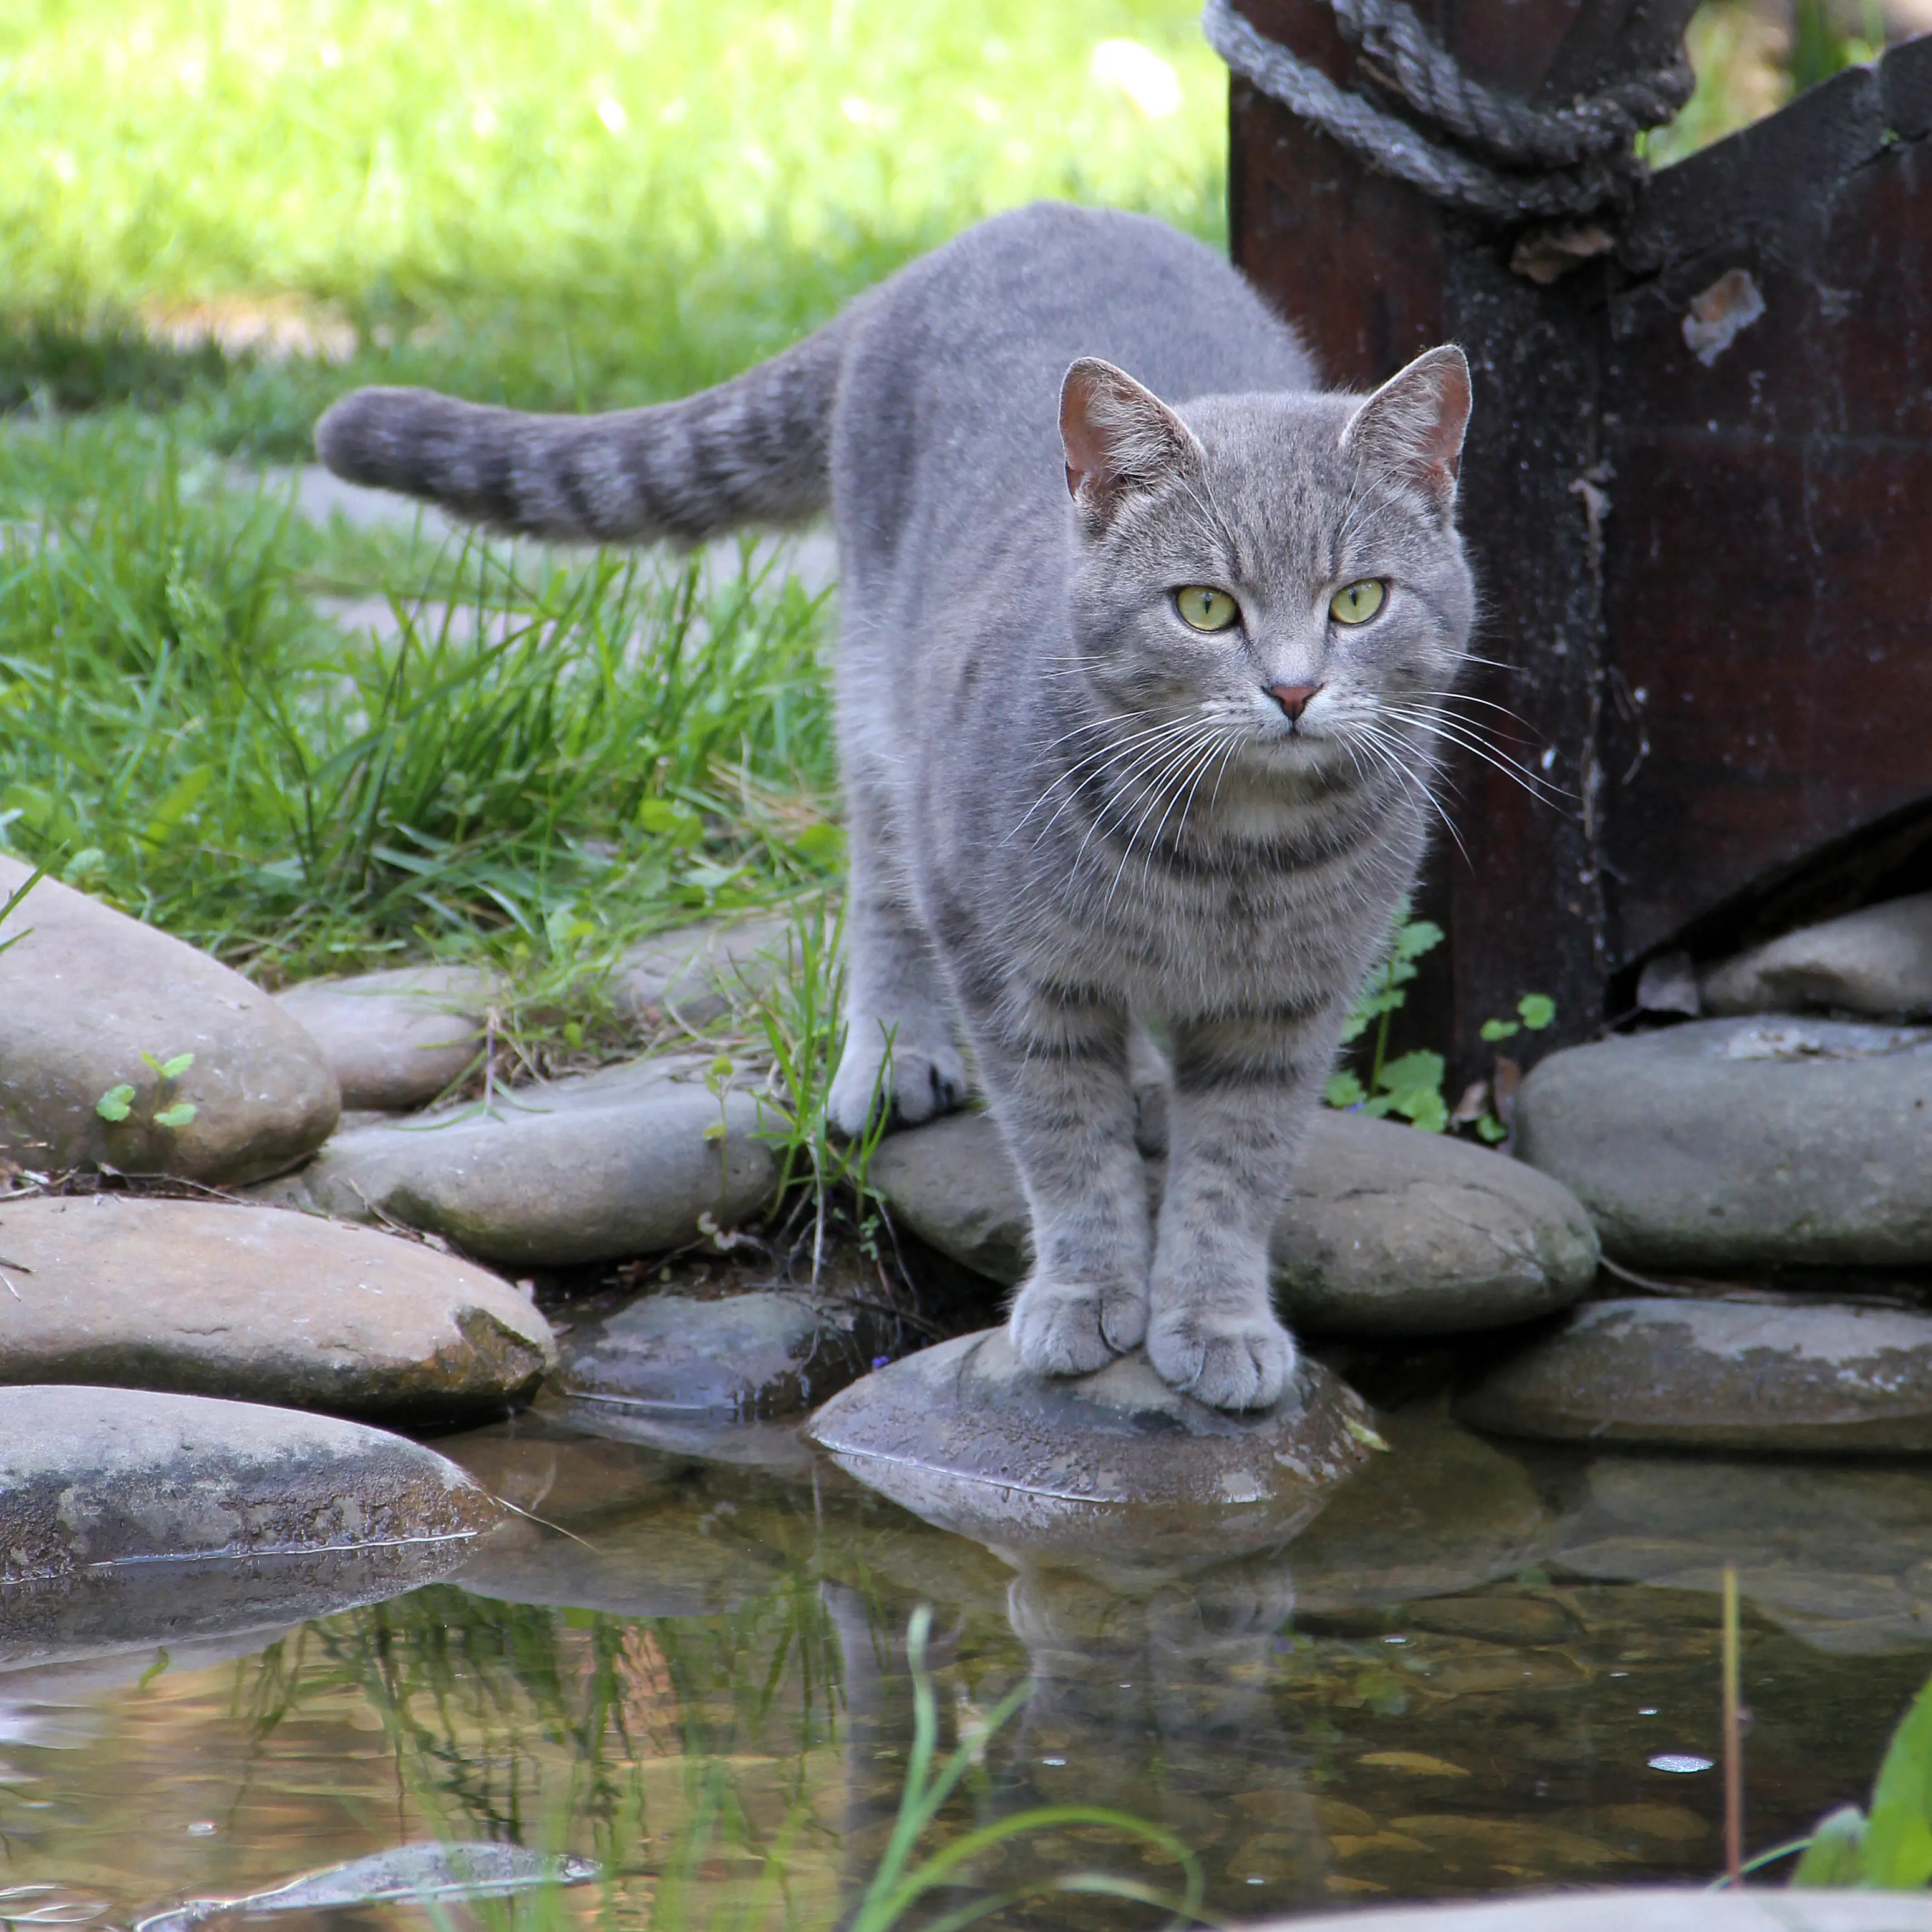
1324,905 -> 1553,1139
95,1049 -> 197,1129
0,868 -> 41,959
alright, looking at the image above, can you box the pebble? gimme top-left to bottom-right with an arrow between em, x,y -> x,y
1258,1890 -> 1932,1929
1460,1297 -> 1932,1454
870,1110 -> 1598,1336
1702,890 -> 1932,1020
0,855 -> 339,1184
261,1054 -> 776,1266
611,912 -> 795,1029
1515,1017 -> 1932,1267
275,964 -> 495,1110
558,1288 -> 901,1422
0,1384 -> 498,1581
0,1195 -> 554,1425
807,1326 -> 1374,1570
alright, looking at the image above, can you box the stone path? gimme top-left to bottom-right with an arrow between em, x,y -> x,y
871,1109 -> 1599,1337
1462,1296 -> 1932,1453
1515,1017 -> 1932,1268
0,1384 -> 497,1580
0,855 -> 338,1185
261,1053 -> 776,1268
0,1195 -> 555,1425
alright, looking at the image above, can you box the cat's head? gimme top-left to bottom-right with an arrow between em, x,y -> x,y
1058,347 -> 1477,790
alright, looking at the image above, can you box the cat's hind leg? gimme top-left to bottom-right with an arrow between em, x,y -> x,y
827,808 -> 968,1135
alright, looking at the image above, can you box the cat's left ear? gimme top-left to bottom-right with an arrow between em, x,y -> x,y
1340,345 -> 1472,512
1060,358 -> 1205,535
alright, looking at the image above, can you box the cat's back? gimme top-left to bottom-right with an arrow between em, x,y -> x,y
832,203 -> 1314,581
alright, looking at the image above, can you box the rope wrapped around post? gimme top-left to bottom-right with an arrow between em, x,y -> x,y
1201,0 -> 1694,221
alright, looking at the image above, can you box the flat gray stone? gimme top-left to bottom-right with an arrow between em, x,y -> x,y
0,1195 -> 553,1425
275,964 -> 495,1111
1702,890 -> 1932,1020
870,1110 -> 1598,1336
263,1055 -> 777,1266
558,1289 -> 897,1422
807,1327 -> 1374,1569
1545,1450 -> 1932,1655
611,912 -> 795,1029
1460,1297 -> 1932,1453
1260,1893 -> 1932,1931
1515,1017 -> 1932,1267
0,1384 -> 498,1581
0,856 -> 339,1184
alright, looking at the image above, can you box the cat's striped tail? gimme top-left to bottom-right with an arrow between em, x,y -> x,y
314,316 -> 848,545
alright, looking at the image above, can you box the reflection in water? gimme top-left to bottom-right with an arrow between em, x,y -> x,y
0,1405 -> 1930,1925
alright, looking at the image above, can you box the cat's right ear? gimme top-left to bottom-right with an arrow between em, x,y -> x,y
1060,358 -> 1203,536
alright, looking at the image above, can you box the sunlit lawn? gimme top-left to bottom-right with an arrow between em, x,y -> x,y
0,0 -> 1834,996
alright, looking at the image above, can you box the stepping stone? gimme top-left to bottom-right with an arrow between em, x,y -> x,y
0,1384 -> 498,1582
0,1195 -> 555,1425
557,1288 -> 903,1423
1515,1017 -> 1932,1267
0,855 -> 339,1185
276,964 -> 496,1111
264,1055 -> 776,1266
611,912 -> 796,1029
1544,1447 -> 1932,1656
870,1110 -> 1598,1337
1262,1890 -> 1932,1930
807,1327 -> 1375,1570
1460,1297 -> 1932,1454
1702,890 -> 1932,1020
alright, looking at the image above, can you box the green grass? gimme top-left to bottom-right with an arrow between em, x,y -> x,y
0,0 -> 1880,1010
0,0 -> 1228,455
0,418 -> 840,989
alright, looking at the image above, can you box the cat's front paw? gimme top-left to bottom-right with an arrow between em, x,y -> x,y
828,1020 -> 968,1135
1009,1273 -> 1148,1377
1147,1307 -> 1296,1411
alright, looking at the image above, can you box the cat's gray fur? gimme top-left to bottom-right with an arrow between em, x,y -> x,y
317,201 -> 1475,1410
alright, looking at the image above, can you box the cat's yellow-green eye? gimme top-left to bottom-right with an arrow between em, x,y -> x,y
1175,586 -> 1240,632
1329,579 -> 1386,625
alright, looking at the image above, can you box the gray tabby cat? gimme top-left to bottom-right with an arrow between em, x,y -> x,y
316,201 -> 1475,1410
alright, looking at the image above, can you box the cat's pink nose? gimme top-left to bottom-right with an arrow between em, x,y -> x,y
1268,682 -> 1323,721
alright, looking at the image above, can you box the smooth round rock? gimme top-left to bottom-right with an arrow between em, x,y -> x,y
612,913 -> 794,1029
265,1056 -> 776,1266
1258,1892 -> 1932,1931
1460,1297 -> 1932,1453
807,1328 -> 1375,1568
1702,890 -> 1932,1021
1515,1017 -> 1932,1267
275,963 -> 495,1110
558,1289 -> 897,1422
0,855 -> 339,1184
0,1195 -> 554,1425
0,1384 -> 498,1581
870,1110 -> 1598,1336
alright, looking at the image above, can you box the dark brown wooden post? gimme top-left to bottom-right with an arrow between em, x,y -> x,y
1229,0 -> 1701,1084
1231,0 -> 1932,1089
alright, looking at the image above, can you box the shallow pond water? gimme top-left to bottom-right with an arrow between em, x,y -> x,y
6,1397 -> 1932,1930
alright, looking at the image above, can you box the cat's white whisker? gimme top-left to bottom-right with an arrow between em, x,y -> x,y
1382,706 -> 1571,803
